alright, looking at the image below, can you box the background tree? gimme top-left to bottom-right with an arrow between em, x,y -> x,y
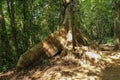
7,0 -> 18,54
114,0 -> 120,50
0,0 -> 13,71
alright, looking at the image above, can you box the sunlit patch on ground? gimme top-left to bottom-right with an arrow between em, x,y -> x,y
102,65 -> 120,80
0,44 -> 120,80
39,45 -> 120,80
40,65 -> 102,80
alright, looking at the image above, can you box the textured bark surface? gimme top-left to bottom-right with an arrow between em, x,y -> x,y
16,28 -> 67,70
7,0 -> 18,53
114,1 -> 120,50
16,27 -> 91,71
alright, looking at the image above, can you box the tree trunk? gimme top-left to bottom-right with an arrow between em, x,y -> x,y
22,0 -> 32,50
22,1 -> 28,50
29,0 -> 34,46
16,26 -> 91,71
16,28 -> 66,71
30,0 -> 34,28
0,1 -> 12,60
114,1 -> 120,50
114,11 -> 120,50
62,0 -> 75,50
7,0 -> 18,53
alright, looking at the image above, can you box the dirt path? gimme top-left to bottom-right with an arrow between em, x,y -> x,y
102,65 -> 120,80
0,44 -> 120,80
102,66 -> 120,80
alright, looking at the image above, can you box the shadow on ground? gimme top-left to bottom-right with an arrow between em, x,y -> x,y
0,44 -> 120,80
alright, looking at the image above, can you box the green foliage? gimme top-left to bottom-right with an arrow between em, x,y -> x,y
102,37 -> 115,44
78,0 -> 114,40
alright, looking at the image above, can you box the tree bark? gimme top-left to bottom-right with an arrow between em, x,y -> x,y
30,0 -> 34,28
7,0 -> 18,53
114,11 -> 120,50
0,1 -> 12,59
23,1 -> 28,50
16,28 -> 66,71
114,1 -> 120,50
16,26 -> 91,71
62,0 -> 75,50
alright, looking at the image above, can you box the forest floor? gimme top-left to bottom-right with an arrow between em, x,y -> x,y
0,44 -> 120,80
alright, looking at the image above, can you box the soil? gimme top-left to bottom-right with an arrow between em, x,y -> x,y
102,65 -> 120,80
0,44 -> 120,80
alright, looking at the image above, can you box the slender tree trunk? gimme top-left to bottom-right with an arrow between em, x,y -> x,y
114,11 -> 120,50
30,0 -> 34,28
62,0 -> 75,50
71,1 -> 75,50
0,2 -> 6,50
0,1 -> 11,58
114,1 -> 120,50
22,1 -> 29,50
29,0 -> 34,46
7,0 -> 18,53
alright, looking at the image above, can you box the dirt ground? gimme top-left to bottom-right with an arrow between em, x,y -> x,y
0,44 -> 120,80
102,65 -> 120,80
